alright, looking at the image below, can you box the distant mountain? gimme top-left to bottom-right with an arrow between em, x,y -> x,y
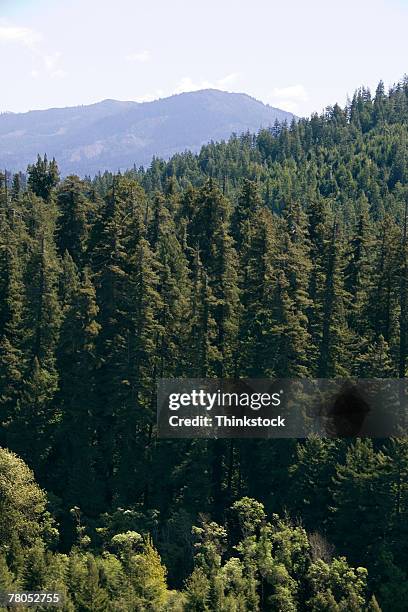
0,90 -> 294,176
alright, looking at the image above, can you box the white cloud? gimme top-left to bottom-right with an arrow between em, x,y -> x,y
217,73 -> 240,87
174,77 -> 213,93
136,89 -> 165,102
174,73 -> 241,94
134,74 -> 241,105
0,22 -> 42,47
43,52 -> 67,78
50,68 -> 67,79
44,53 -> 60,70
126,50 -> 150,63
271,84 -> 309,101
30,51 -> 67,79
0,21 -> 66,80
268,84 -> 309,113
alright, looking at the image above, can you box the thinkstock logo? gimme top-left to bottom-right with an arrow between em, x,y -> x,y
157,378 -> 408,439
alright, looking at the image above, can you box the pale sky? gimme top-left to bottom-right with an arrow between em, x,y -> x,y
1,0 -> 408,117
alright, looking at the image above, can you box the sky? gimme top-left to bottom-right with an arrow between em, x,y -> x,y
1,0 -> 408,117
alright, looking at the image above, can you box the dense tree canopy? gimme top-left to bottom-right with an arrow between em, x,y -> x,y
2,78 -> 408,609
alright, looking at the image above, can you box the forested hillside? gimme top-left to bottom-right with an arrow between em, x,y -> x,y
1,78 -> 408,610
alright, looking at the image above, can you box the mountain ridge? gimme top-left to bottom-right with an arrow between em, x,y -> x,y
0,89 -> 294,176
1,89 -> 289,115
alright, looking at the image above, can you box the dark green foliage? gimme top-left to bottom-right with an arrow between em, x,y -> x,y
4,77 -> 408,609
56,175 -> 94,266
27,154 -> 59,201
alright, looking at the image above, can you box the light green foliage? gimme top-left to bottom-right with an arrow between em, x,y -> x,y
0,448 -> 56,549
306,557 -> 368,611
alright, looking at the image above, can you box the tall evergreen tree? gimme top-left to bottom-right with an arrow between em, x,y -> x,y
27,155 -> 60,202
54,268 -> 103,516
318,221 -> 351,377
56,175 -> 93,266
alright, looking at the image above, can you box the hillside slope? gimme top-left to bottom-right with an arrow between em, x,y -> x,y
0,89 -> 294,175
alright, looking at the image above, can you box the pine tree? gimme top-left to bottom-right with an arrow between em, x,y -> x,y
210,222 -> 240,377
188,249 -> 219,376
269,201 -> 311,376
56,175 -> 93,266
15,193 -> 61,468
193,181 -> 239,376
79,555 -> 110,612
373,80 -> 386,126
344,196 -> 373,343
0,555 -> 14,592
330,440 -> 392,570
384,438 -> 408,564
27,154 -> 60,201
0,223 -> 25,447
11,173 -> 22,203
357,334 -> 394,377
22,544 -> 47,590
129,537 -> 168,609
399,194 -> 408,377
318,221 -> 351,377
91,176 -> 153,506
231,179 -> 262,250
184,567 -> 211,611
59,250 -> 79,311
306,196 -> 327,371
289,437 -> 344,530
153,207 -> 192,377
54,268 -> 103,515
149,192 -> 166,250
113,235 -> 162,505
237,207 -> 277,377
369,214 -> 400,343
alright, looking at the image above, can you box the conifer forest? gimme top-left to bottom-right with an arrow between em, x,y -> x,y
2,79 -> 408,610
